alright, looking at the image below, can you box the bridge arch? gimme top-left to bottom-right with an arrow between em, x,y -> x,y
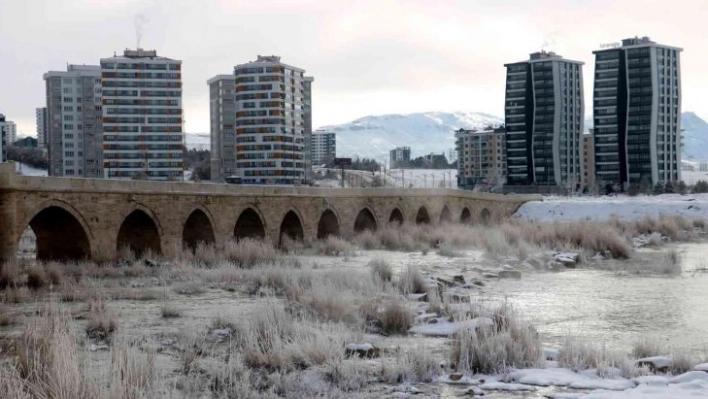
460,207 -> 472,224
354,207 -> 378,233
415,206 -> 431,225
234,207 -> 266,240
439,205 -> 452,223
22,200 -> 92,261
317,208 -> 340,239
182,207 -> 216,251
389,207 -> 404,225
280,209 -> 305,244
481,208 -> 491,225
117,206 -> 162,257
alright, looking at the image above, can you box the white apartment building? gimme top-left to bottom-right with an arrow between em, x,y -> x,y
207,75 -> 236,181
43,65 -> 103,177
311,130 -> 336,165
100,49 -> 183,180
36,107 -> 48,149
234,55 -> 306,185
456,126 -> 507,190
0,119 -> 17,144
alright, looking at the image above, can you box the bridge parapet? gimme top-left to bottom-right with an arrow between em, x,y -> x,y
0,162 -> 540,264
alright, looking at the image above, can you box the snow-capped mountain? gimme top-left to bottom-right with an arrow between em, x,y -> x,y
680,112 -> 708,162
318,111 -> 503,161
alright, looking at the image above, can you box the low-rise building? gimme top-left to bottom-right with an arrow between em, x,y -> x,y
389,146 -> 411,168
0,114 -> 7,162
455,126 -> 506,190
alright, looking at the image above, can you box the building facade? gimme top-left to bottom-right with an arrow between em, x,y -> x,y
310,130 -> 336,165
389,146 -> 411,168
100,49 -> 183,180
583,132 -> 595,190
504,51 -> 585,191
208,75 -> 236,181
592,37 -> 682,189
0,114 -> 7,162
303,76 -> 314,181
455,126 -> 507,190
36,107 -> 48,149
43,65 -> 103,177
233,55 -> 306,185
0,119 -> 17,145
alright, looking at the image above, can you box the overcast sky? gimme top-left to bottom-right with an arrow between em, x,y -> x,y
1,0 -> 707,137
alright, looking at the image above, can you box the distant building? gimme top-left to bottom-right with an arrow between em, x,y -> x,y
36,107 -> 48,149
504,51 -> 585,192
389,146 -> 411,168
583,132 -> 595,190
43,65 -> 103,177
14,137 -> 38,148
100,49 -> 184,180
0,119 -> 17,144
311,130 -> 336,165
700,163 -> 708,172
303,76 -> 314,180
455,126 -> 507,190
207,74 -> 236,181
0,114 -> 7,162
233,55 -> 308,185
592,37 -> 682,189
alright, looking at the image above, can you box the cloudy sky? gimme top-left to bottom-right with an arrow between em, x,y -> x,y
1,0 -> 707,137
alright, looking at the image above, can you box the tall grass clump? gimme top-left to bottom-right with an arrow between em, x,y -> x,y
316,236 -> 354,256
632,337 -> 666,359
85,298 -> 118,341
368,258 -> 393,282
398,266 -> 427,295
224,238 -> 278,267
451,303 -> 542,373
557,333 -> 624,372
109,344 -> 157,398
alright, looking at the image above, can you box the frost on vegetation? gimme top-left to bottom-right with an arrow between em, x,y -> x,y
451,303 -> 543,374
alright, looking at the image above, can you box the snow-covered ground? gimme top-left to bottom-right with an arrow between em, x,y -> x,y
515,193 -> 708,222
14,162 -> 48,176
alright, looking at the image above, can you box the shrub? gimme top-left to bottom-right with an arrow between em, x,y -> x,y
224,239 -> 278,268
161,305 -> 182,318
85,299 -> 118,341
318,236 -> 354,256
26,266 -> 47,289
355,230 -> 379,250
0,262 -> 21,288
398,266 -> 427,295
378,299 -> 413,335
368,258 -> 393,282
452,303 -> 542,373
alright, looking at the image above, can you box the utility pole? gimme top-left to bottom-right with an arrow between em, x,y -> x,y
402,169 -> 405,188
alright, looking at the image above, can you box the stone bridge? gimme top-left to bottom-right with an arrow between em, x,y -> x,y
0,163 -> 540,264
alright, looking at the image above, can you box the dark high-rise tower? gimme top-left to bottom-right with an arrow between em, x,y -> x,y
592,37 -> 682,189
504,51 -> 585,191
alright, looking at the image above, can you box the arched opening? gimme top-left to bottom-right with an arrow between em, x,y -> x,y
24,206 -> 91,261
460,207 -> 472,224
354,208 -> 378,233
182,209 -> 216,252
234,208 -> 266,240
416,206 -> 431,225
317,209 -> 340,239
481,208 -> 491,225
280,210 -> 305,244
117,210 -> 161,257
389,208 -> 404,225
439,205 -> 452,223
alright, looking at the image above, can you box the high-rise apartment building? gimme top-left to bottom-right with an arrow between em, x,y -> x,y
455,126 -> 507,190
310,130 -> 336,165
208,75 -> 236,181
0,119 -> 17,144
583,131 -> 595,189
36,107 -> 48,149
100,49 -> 183,180
504,51 -> 584,191
233,55 -> 307,185
0,114 -> 7,162
303,76 -> 314,181
43,65 -> 103,177
592,37 -> 682,189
